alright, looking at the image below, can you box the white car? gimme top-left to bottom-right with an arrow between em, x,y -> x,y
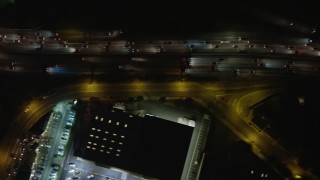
69,163 -> 75,167
87,174 -> 94,179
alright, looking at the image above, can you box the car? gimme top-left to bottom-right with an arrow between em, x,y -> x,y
287,60 -> 294,64
284,64 -> 291,68
232,44 -> 238,48
9,62 -> 15,70
51,33 -> 60,41
36,44 -> 45,51
87,174 -> 94,179
213,44 -> 219,48
18,35 -> 26,40
248,70 -> 255,74
286,46 -> 293,50
209,64 -> 216,71
124,41 -> 134,48
158,46 -> 165,53
314,67 -> 320,71
106,32 -> 113,36
238,49 -> 247,54
39,40 -> 45,45
232,69 -> 240,75
67,118 -> 74,122
131,48 -> 139,53
63,134 -> 69,139
183,58 -> 190,66
75,48 -> 82,52
49,171 -> 57,177
58,150 -> 64,156
66,118 -> 73,123
286,68 -> 295,73
257,63 -> 265,69
69,162 -> 75,167
37,36 -> 45,41
69,169 -> 75,173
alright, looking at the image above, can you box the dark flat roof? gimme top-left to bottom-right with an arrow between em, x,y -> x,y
77,105 -> 193,179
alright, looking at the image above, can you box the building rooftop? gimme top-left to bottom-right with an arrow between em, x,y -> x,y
76,103 -> 194,179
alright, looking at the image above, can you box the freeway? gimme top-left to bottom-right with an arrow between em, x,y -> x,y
1,27 -> 320,77
1,51 -> 320,79
0,80 -> 318,180
0,29 -> 316,58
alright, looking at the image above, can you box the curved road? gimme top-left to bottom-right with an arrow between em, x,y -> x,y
0,81 -> 318,179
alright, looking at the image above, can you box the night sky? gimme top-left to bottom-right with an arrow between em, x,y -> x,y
1,0 -> 320,35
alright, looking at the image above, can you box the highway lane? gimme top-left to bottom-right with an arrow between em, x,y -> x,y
1,51 -> 320,78
185,55 -> 320,79
1,28 -> 320,59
